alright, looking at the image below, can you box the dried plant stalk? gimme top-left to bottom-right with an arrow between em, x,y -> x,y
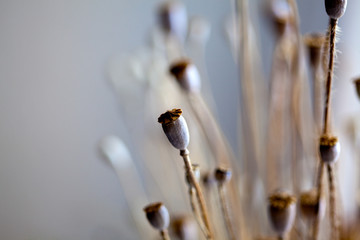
181,149 -> 213,240
160,230 -> 171,240
218,185 -> 236,240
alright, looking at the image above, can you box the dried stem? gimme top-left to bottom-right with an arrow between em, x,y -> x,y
181,149 -> 213,240
189,187 -> 210,238
218,184 -> 236,240
312,161 -> 325,240
327,163 -> 338,240
160,229 -> 171,240
323,18 -> 338,135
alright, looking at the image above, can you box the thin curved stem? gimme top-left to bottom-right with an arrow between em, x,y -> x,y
181,149 -> 213,240
218,185 -> 236,240
323,18 -> 338,135
160,229 -> 171,240
312,161 -> 325,240
327,164 -> 338,240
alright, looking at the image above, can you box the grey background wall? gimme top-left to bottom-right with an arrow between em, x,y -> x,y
0,1 -> 358,239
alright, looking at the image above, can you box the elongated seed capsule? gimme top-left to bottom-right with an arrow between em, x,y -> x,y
319,135 -> 341,164
158,109 -> 190,150
214,167 -> 232,185
304,33 -> 326,68
144,202 -> 170,231
169,59 -> 201,93
325,0 -> 347,19
354,77 -> 360,100
202,172 -> 216,188
300,189 -> 326,220
171,215 -> 198,240
268,191 -> 297,237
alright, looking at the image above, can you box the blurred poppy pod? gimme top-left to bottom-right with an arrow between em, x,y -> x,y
214,167 -> 232,185
171,215 -> 198,240
185,164 -> 200,186
158,109 -> 190,150
157,1 -> 187,39
170,59 -> 201,93
354,77 -> 360,100
144,202 -> 170,231
325,0 -> 347,19
267,0 -> 292,36
319,135 -> 340,164
300,189 -> 326,220
304,33 -> 326,68
268,191 -> 296,237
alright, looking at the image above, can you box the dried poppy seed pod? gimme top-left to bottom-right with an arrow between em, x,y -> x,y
268,0 -> 292,36
304,33 -> 326,68
325,0 -> 347,19
185,164 -> 200,186
214,167 -> 232,185
319,135 -> 341,164
268,191 -> 297,237
157,1 -> 187,39
169,59 -> 201,93
300,189 -> 326,220
171,215 -> 198,240
202,172 -> 216,188
144,202 -> 170,231
158,109 -> 190,150
354,77 -> 360,100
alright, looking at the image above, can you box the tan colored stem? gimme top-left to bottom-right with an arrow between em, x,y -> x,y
312,161 -> 325,240
160,229 -> 171,240
323,18 -> 338,135
181,149 -> 213,240
327,164 -> 338,240
189,187 -> 210,238
218,185 -> 236,240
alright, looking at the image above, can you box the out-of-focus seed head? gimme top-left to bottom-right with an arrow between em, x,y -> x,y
325,0 -> 347,19
214,167 -> 232,185
171,215 -> 198,240
144,202 -> 170,231
268,191 -> 297,236
354,77 -> 360,100
267,0 -> 292,36
169,59 -> 201,93
300,189 -> 326,220
158,109 -> 190,150
319,135 -> 340,164
185,164 -> 200,186
202,171 -> 216,188
157,1 -> 187,39
304,33 -> 326,68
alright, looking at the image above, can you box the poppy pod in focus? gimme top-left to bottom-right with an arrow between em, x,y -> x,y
144,202 -> 170,231
158,109 -> 190,150
268,191 -> 296,237
319,135 -> 340,164
325,0 -> 347,19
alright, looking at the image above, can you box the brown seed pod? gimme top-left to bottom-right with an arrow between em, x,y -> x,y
268,191 -> 297,237
144,202 -> 170,231
171,215 -> 198,240
300,189 -> 326,220
157,1 -> 187,38
158,109 -> 190,150
303,33 -> 326,68
169,59 -> 201,93
354,77 -> 360,100
325,0 -> 347,19
214,167 -> 232,185
319,135 -> 341,164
